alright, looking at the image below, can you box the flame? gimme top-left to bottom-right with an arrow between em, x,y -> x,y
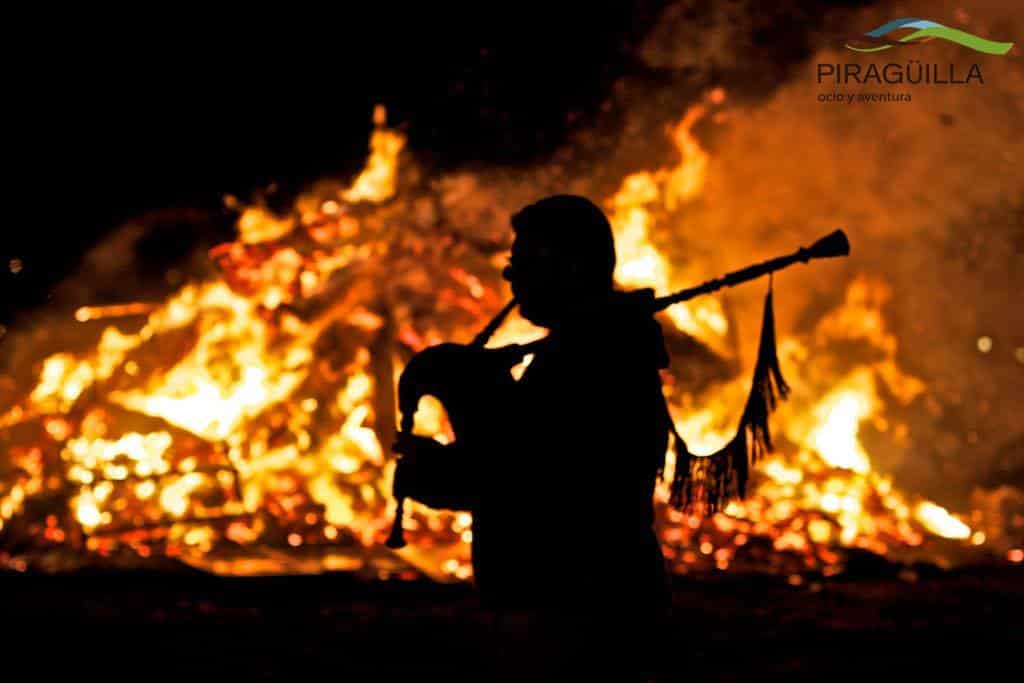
109,283 -> 311,441
607,95 -> 728,348
238,207 -> 296,245
914,502 -> 971,540
65,431 -> 174,482
340,105 -> 405,204
807,372 -> 875,474
73,488 -> 104,530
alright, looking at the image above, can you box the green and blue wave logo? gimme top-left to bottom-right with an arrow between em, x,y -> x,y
845,18 -> 1014,55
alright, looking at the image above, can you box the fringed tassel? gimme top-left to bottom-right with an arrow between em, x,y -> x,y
666,286 -> 791,513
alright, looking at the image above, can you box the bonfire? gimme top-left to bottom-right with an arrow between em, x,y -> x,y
0,97 -> 1017,580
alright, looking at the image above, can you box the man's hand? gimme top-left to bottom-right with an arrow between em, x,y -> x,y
391,433 -> 448,498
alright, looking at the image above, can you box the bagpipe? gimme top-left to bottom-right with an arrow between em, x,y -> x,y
386,229 -> 850,549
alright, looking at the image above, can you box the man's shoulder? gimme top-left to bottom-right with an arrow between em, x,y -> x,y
581,289 -> 669,370
610,290 -> 668,362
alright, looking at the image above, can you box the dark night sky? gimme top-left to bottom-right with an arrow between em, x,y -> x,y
2,2 -> 667,324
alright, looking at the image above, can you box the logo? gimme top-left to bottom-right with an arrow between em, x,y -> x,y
845,18 -> 1014,55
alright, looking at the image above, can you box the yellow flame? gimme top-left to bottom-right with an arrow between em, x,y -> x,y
340,106 -> 405,204
111,283 -> 310,440
74,489 -> 104,529
159,472 -> 207,518
605,102 -> 728,348
64,431 -> 174,481
809,379 -> 875,474
913,502 -> 971,540
238,207 -> 296,244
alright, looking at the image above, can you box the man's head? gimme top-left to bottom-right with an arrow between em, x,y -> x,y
502,195 -> 617,328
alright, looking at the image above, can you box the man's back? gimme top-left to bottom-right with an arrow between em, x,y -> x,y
472,289 -> 670,611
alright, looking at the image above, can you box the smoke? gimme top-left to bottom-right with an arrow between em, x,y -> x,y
634,0 -> 1024,503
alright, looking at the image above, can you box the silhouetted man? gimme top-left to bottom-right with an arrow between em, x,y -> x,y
393,195 -> 671,681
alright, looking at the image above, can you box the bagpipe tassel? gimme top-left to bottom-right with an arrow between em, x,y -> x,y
666,284 -> 790,512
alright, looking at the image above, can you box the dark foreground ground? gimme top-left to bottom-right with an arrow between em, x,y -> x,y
3,565 -> 1022,681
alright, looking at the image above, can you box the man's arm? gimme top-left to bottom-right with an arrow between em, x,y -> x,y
392,434 -> 477,511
